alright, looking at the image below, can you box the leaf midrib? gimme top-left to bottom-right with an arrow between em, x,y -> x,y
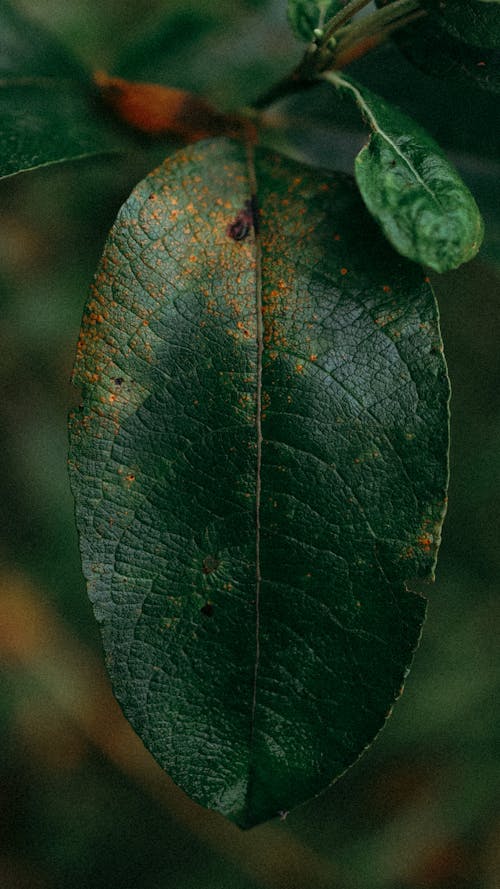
245,143 -> 263,765
325,72 -> 439,206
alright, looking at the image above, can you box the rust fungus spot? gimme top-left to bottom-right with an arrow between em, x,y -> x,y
333,233 -> 341,241
236,320 -> 252,338
424,275 -> 431,284
202,555 -> 220,574
310,354 -> 318,362
295,363 -> 304,373
200,602 -> 214,617
340,267 -> 348,276
382,285 -> 392,293
417,534 -> 433,553
401,545 -> 415,559
125,473 -> 136,483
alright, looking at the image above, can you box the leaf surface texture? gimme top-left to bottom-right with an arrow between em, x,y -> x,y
69,139 -> 449,827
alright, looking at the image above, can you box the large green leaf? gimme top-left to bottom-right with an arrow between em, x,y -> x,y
68,138 -> 449,828
323,72 -> 484,272
0,0 -> 118,179
287,0 -> 343,42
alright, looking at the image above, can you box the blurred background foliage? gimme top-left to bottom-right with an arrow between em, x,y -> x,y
0,1 -> 499,887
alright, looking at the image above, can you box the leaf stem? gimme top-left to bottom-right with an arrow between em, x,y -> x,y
318,0 -> 424,69
322,0 -> 373,39
253,0 -> 426,108
330,7 -> 426,70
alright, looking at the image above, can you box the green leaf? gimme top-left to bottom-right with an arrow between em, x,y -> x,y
349,42 -> 500,161
323,72 -> 484,272
0,81 -> 121,181
429,0 -> 500,48
376,0 -> 500,48
69,138 -> 449,828
399,24 -> 500,93
115,1 -> 297,109
375,1 -> 500,90
0,0 -> 118,179
0,0 -> 86,79
287,0 -> 343,42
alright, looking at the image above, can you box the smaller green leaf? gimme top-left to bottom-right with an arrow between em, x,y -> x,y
323,72 -> 484,272
287,0 -> 342,42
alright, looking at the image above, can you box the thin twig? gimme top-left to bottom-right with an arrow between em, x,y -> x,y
322,0 -> 373,41
331,8 -> 427,70
318,0 -> 423,68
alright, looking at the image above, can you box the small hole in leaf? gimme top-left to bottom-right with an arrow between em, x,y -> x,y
114,377 -> 124,386
201,602 -> 214,617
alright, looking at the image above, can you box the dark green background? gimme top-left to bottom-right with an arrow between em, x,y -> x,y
0,1 -> 499,887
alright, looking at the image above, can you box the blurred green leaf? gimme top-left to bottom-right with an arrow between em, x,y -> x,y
0,82 -> 121,181
324,72 -> 484,272
114,1 -> 297,108
287,0 -> 342,42
0,0 -> 119,179
69,137 -> 448,828
0,0 -> 86,78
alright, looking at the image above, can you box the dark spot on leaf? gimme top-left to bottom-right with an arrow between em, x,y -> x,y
202,555 -> 220,574
200,602 -> 214,617
114,377 -> 124,386
227,199 -> 256,241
